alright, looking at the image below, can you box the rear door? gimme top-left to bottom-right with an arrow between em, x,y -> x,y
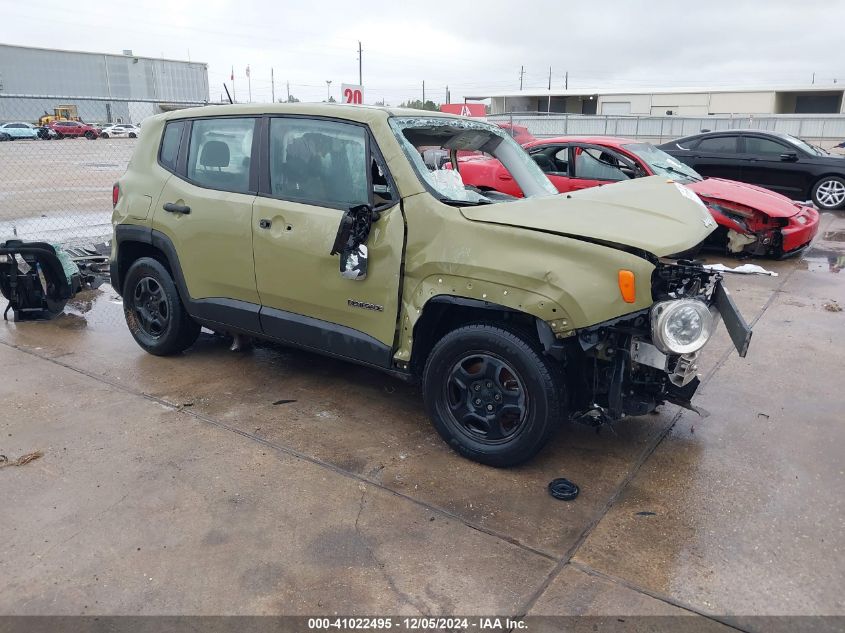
739,134 -> 808,198
151,116 -> 261,329
568,144 -> 634,190
685,134 -> 742,180
251,116 -> 405,364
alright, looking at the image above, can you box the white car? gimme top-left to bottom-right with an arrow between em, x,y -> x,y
0,122 -> 39,140
100,124 -> 140,139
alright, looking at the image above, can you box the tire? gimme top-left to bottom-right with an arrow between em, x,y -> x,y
812,176 -> 845,210
122,257 -> 200,356
128,133 -> 137,138
422,323 -> 565,467
101,132 -> 109,139
84,131 -> 96,140
55,133 -> 64,139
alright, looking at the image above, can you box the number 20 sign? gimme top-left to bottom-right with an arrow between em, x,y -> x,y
341,84 -> 364,104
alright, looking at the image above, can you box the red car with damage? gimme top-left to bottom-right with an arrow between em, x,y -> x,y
455,135 -> 819,258
48,120 -> 100,139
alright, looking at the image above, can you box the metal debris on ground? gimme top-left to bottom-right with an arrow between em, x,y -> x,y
823,300 -> 842,312
0,450 -> 44,468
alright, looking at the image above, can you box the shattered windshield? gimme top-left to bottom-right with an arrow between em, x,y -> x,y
623,143 -> 703,182
389,116 -> 557,205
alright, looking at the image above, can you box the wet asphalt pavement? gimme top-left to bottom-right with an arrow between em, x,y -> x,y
0,213 -> 843,630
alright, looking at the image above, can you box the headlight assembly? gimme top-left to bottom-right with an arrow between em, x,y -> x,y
651,299 -> 716,355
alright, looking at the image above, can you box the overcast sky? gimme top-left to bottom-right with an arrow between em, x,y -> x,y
1,0 -> 843,105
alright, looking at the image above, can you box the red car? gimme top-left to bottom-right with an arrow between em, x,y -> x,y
456,136 -> 819,258
48,120 -> 100,139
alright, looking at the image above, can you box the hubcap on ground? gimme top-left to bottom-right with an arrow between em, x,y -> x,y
132,277 -> 169,338
817,179 -> 845,208
445,353 -> 528,443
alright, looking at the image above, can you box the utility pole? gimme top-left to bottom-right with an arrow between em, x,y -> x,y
548,66 -> 552,90
271,67 -> 275,102
286,81 -> 290,102
565,71 -> 569,90
246,65 -> 252,103
358,41 -> 363,85
446,85 -> 450,104
812,72 -> 815,85
422,80 -> 425,105
326,80 -> 332,101
519,65 -> 525,90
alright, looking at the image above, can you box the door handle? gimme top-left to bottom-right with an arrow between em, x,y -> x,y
259,219 -> 272,229
163,202 -> 190,214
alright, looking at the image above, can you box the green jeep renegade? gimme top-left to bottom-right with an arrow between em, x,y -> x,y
111,103 -> 751,467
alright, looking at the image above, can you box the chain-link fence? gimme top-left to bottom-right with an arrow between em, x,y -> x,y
0,96 -> 205,249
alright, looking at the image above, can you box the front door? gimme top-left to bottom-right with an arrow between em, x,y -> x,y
152,117 -> 260,328
251,116 -> 405,365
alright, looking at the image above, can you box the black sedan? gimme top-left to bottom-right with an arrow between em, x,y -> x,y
658,130 -> 845,210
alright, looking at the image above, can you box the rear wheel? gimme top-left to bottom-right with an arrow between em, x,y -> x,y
123,257 -> 200,356
84,131 -> 96,140
128,132 -> 137,138
101,132 -> 109,139
422,324 -> 565,467
812,176 -> 845,210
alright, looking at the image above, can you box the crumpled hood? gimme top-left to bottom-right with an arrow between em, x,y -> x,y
460,175 -> 715,257
687,178 -> 803,218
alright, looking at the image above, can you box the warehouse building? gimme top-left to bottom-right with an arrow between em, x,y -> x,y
468,85 -> 845,116
0,43 -> 209,124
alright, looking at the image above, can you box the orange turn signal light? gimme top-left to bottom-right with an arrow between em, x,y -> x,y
618,270 -> 636,303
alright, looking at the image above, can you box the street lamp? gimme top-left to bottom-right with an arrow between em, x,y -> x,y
326,80 -> 332,102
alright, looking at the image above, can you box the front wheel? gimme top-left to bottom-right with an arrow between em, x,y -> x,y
84,131 -> 96,140
812,176 -> 845,210
122,257 -> 200,356
422,324 -> 566,467
101,132 -> 109,139
128,133 -> 137,138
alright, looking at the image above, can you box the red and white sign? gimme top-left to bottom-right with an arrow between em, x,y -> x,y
341,84 -> 365,104
440,103 -> 486,117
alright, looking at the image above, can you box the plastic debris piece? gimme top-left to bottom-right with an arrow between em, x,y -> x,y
703,263 -> 778,276
548,478 -> 579,501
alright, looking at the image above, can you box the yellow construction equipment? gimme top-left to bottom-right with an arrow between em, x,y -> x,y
38,105 -> 80,126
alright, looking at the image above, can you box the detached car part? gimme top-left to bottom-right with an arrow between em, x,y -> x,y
0,240 -> 109,321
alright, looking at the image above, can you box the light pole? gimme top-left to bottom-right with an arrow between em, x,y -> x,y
326,80 -> 332,102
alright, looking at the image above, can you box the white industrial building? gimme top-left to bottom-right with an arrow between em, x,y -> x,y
0,43 -> 210,123
468,85 -> 845,116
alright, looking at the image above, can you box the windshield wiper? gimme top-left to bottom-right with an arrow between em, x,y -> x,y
655,163 -> 701,182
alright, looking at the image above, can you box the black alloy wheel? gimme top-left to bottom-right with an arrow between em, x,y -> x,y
445,352 -> 529,443
132,277 -> 169,339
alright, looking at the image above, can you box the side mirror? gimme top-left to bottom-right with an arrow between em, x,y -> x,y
330,204 -> 377,281
780,152 -> 799,162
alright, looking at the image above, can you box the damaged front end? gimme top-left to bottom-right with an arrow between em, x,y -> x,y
566,260 -> 752,425
700,197 -> 818,258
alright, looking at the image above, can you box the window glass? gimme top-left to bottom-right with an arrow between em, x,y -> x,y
187,118 -> 254,193
745,136 -> 790,155
573,146 -> 630,181
696,136 -> 738,153
159,121 -> 184,171
269,118 -> 368,208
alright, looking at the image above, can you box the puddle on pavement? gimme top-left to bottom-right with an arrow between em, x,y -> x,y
800,246 -> 845,274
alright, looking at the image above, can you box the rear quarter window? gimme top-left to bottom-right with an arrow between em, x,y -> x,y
159,121 -> 184,172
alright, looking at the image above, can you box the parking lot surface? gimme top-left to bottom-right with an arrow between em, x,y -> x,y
1,214 -> 843,630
